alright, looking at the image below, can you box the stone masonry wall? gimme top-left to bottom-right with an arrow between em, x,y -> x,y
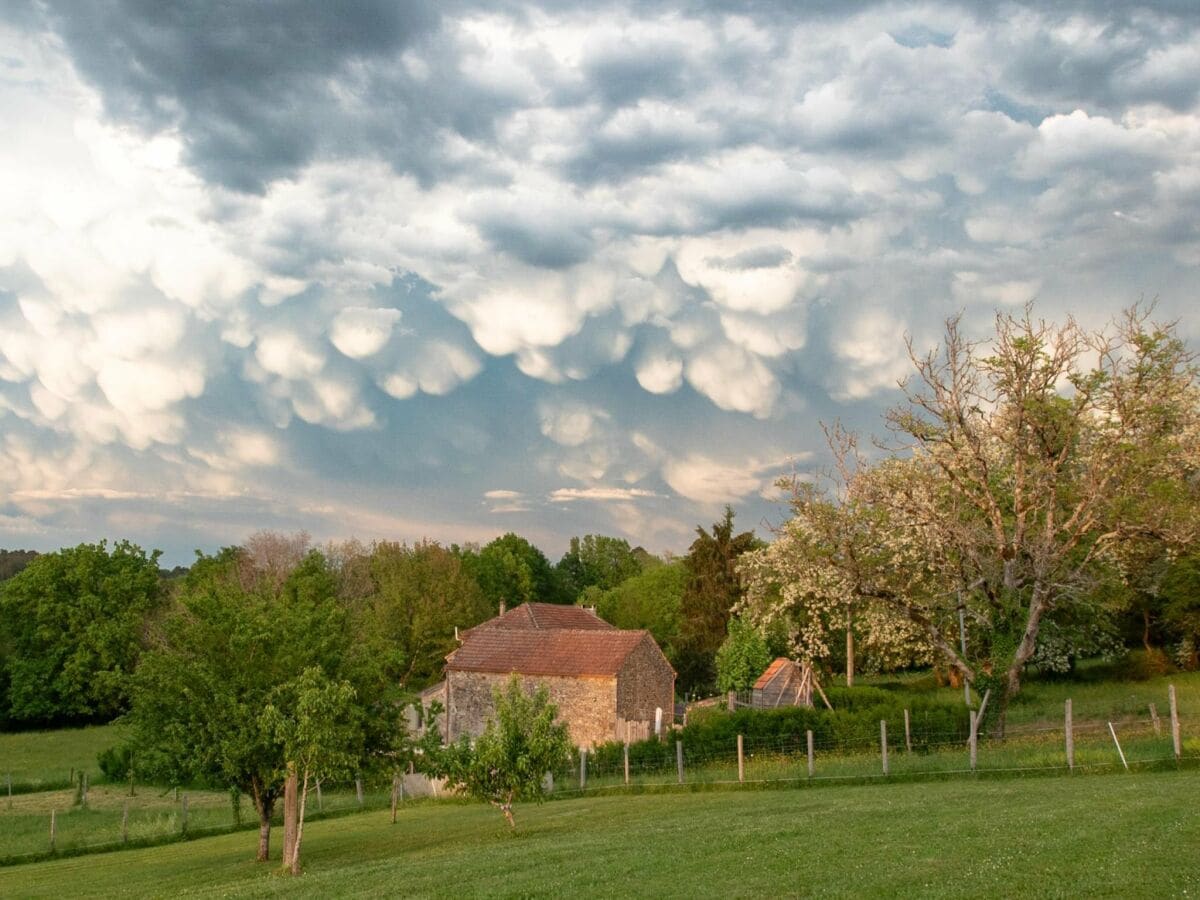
615,636 -> 675,729
447,670 -> 618,747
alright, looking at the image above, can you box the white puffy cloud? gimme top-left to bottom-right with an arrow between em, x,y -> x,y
662,454 -> 780,505
330,306 -> 404,359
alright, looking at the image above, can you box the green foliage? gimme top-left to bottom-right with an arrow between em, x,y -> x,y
0,548 -> 38,581
363,541 -> 492,688
556,535 -> 645,601
464,533 -> 566,607
715,618 -> 772,692
432,676 -> 572,826
0,540 -> 163,726
591,560 -> 687,662
1162,552 -> 1200,669
676,507 -> 762,694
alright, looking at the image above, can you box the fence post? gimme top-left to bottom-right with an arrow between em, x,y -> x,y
1149,702 -> 1161,736
5,773 -> 10,810
181,794 -> 188,835
737,734 -> 745,783
1169,684 -> 1182,761
81,771 -> 88,808
121,801 -> 129,843
623,743 -> 630,786
676,740 -> 684,784
355,776 -> 364,807
904,708 -> 912,753
806,730 -> 814,778
1065,699 -> 1074,771
880,721 -> 889,776
1108,722 -> 1129,771
969,711 -> 978,772
728,690 -> 736,712
391,774 -> 400,824
49,809 -> 56,853
579,748 -> 587,790
129,767 -> 136,798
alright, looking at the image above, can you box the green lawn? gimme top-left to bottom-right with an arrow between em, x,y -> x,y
1,770 -> 1197,898
0,725 -> 124,790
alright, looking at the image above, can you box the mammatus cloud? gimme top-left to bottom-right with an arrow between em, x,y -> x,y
0,2 -> 1197,560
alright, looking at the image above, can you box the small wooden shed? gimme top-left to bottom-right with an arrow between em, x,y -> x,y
751,658 -> 814,708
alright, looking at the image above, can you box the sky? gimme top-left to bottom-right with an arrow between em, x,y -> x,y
1,1 -> 1198,566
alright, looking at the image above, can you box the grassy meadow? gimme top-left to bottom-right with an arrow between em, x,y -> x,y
0,725 -> 124,791
1,769 -> 1197,898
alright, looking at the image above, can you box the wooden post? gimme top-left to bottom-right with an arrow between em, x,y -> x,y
727,690 -> 736,712
129,768 -> 136,797
390,774 -> 400,824
121,801 -> 129,843
737,734 -> 745,783
676,740 -> 684,784
903,708 -> 912,753
969,711 -> 978,772
623,743 -> 630,786
1065,699 -> 1074,770
49,809 -> 56,853
1108,722 -> 1129,771
81,771 -> 88,808
1168,684 -> 1182,761
181,794 -> 188,835
579,748 -> 587,790
880,721 -> 889,776
355,777 -> 364,807
806,730 -> 814,778
1149,702 -> 1161,735
5,773 -> 10,810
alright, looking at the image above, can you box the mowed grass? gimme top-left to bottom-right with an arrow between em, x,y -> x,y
2,770 -> 1198,898
0,725 -> 124,789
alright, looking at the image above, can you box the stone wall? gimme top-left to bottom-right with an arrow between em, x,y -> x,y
447,670 -> 618,747
615,636 -> 676,732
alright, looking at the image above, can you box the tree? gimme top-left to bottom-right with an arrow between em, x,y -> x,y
556,535 -> 644,601
591,560 -> 686,664
675,508 -> 761,694
127,539 -> 406,862
432,676 -> 571,827
364,541 -> 492,688
746,306 -> 1197,724
465,533 -> 566,607
262,668 -> 363,874
715,618 -> 772,692
0,548 -> 38,581
0,540 -> 162,725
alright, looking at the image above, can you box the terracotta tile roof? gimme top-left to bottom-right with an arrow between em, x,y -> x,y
467,602 -> 614,635
753,658 -> 794,690
447,628 -> 649,677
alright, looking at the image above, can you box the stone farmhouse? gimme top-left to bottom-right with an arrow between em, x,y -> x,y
423,602 -> 675,748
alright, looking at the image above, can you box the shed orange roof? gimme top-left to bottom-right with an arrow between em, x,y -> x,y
753,658 -> 794,690
447,628 -> 649,677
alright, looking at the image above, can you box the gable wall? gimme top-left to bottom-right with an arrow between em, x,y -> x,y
615,636 -> 675,730
447,670 -> 617,748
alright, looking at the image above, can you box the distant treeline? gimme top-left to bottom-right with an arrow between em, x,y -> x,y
0,509 -> 761,729
0,548 -> 39,581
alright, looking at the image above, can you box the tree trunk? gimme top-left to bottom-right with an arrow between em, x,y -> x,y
1142,608 -> 1154,652
281,764 -> 298,871
251,783 -> 273,863
291,768 -> 309,875
845,606 -> 855,688
998,591 -> 1048,735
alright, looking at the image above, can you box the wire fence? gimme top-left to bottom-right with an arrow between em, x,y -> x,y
2,708 -> 1196,867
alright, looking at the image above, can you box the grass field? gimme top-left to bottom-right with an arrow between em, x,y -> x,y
1,769 -> 1197,898
0,725 -> 124,790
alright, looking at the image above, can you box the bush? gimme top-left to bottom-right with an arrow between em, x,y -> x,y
97,744 -> 134,781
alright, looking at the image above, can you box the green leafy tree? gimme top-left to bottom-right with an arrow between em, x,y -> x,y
0,548 -> 39,581
591,560 -> 686,663
364,541 -> 492,688
556,535 -> 645,601
715,618 -> 772,692
676,508 -> 762,694
0,540 -> 162,725
433,676 -> 571,827
126,540 -> 405,862
262,668 -> 364,874
466,533 -> 566,606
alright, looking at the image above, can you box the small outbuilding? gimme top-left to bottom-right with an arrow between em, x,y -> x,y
752,658 -> 814,708
426,602 -> 675,747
